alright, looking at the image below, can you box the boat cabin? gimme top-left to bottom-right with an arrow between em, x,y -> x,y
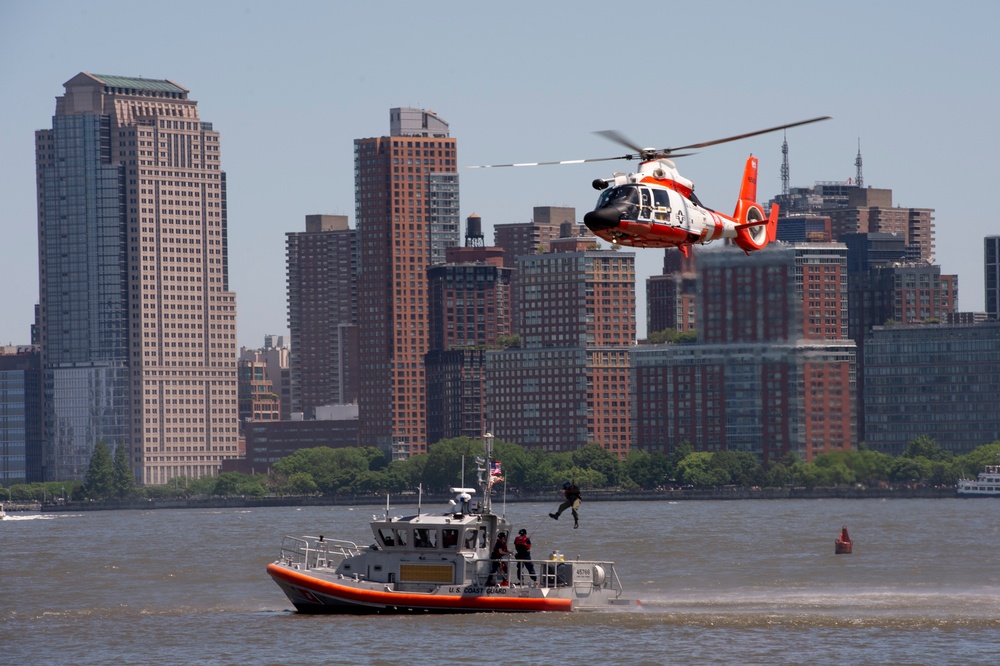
331,488 -> 513,590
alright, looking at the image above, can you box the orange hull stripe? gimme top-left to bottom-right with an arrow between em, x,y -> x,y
267,564 -> 573,612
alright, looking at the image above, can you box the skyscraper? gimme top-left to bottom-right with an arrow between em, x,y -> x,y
986,236 -> 1000,321
632,244 -> 856,462
425,244 -> 512,444
35,73 -> 239,483
487,239 -> 636,455
0,346 -> 42,485
286,214 -> 358,415
775,184 -> 935,262
355,108 -> 459,458
646,249 -> 698,336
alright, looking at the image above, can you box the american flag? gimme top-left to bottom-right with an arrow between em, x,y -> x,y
490,461 -> 503,481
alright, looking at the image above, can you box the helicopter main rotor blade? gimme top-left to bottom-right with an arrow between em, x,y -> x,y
666,116 -> 832,152
467,116 -> 828,169
593,129 -> 648,155
467,155 -> 629,169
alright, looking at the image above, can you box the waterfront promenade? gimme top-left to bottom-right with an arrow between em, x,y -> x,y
37,484 -> 957,512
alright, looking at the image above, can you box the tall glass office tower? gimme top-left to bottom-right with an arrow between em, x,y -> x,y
35,73 -> 239,483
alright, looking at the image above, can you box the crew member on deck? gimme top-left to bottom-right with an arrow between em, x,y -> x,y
490,532 -> 510,585
513,528 -> 537,584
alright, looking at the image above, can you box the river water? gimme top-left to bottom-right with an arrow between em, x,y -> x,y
2,498 -> 999,665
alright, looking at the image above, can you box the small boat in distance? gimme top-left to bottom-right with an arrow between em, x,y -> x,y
835,526 -> 852,554
266,434 -> 635,613
957,465 -> 1000,497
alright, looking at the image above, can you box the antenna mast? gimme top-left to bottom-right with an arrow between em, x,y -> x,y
780,131 -> 790,196
855,138 -> 863,188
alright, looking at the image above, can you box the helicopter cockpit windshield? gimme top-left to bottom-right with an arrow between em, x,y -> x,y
595,185 -> 659,222
597,186 -> 638,220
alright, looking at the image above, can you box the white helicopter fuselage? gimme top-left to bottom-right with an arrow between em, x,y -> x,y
584,156 -> 774,253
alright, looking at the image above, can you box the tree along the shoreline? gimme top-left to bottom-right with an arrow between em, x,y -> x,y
5,437 -> 1000,504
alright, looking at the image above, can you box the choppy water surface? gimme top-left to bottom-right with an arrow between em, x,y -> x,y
2,498 -> 999,665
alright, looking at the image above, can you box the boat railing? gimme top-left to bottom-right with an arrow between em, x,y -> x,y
538,558 -> 625,596
277,535 -> 362,571
474,556 -> 624,596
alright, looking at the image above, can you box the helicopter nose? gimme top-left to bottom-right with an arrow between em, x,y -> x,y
584,205 -> 622,232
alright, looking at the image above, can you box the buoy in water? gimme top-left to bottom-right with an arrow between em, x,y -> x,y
835,526 -> 853,554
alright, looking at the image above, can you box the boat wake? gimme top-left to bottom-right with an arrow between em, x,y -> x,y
629,588 -> 1000,628
2,513 -> 83,521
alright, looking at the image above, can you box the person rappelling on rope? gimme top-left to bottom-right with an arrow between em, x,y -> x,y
549,481 -> 582,529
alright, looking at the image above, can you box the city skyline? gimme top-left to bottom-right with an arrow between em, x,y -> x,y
2,1 -> 999,349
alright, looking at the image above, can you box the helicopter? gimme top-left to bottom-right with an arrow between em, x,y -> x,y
469,117 -> 830,256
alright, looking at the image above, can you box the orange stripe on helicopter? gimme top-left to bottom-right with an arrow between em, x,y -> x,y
638,175 -> 693,198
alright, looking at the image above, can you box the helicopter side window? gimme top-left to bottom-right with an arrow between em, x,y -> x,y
638,187 -> 653,221
652,189 -> 672,222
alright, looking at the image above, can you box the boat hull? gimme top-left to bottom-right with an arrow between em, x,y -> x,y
268,562 -> 578,613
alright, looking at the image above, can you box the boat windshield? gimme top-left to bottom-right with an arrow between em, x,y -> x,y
414,527 -> 437,548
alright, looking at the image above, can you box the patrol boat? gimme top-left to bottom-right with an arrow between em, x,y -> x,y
266,436 -> 634,613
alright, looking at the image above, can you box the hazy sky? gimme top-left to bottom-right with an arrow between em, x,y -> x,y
2,0 -> 997,347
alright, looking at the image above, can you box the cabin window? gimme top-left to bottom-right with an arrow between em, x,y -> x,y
639,187 -> 653,220
378,527 -> 396,547
442,528 -> 459,549
478,526 -> 488,549
653,189 -> 671,209
463,528 -> 478,550
652,189 -> 672,221
414,528 -> 437,548
394,528 -> 408,547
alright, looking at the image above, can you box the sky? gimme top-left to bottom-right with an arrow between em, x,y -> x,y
2,0 -> 998,348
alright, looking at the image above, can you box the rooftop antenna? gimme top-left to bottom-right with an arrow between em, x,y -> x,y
855,138 -> 864,188
780,131 -> 790,196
